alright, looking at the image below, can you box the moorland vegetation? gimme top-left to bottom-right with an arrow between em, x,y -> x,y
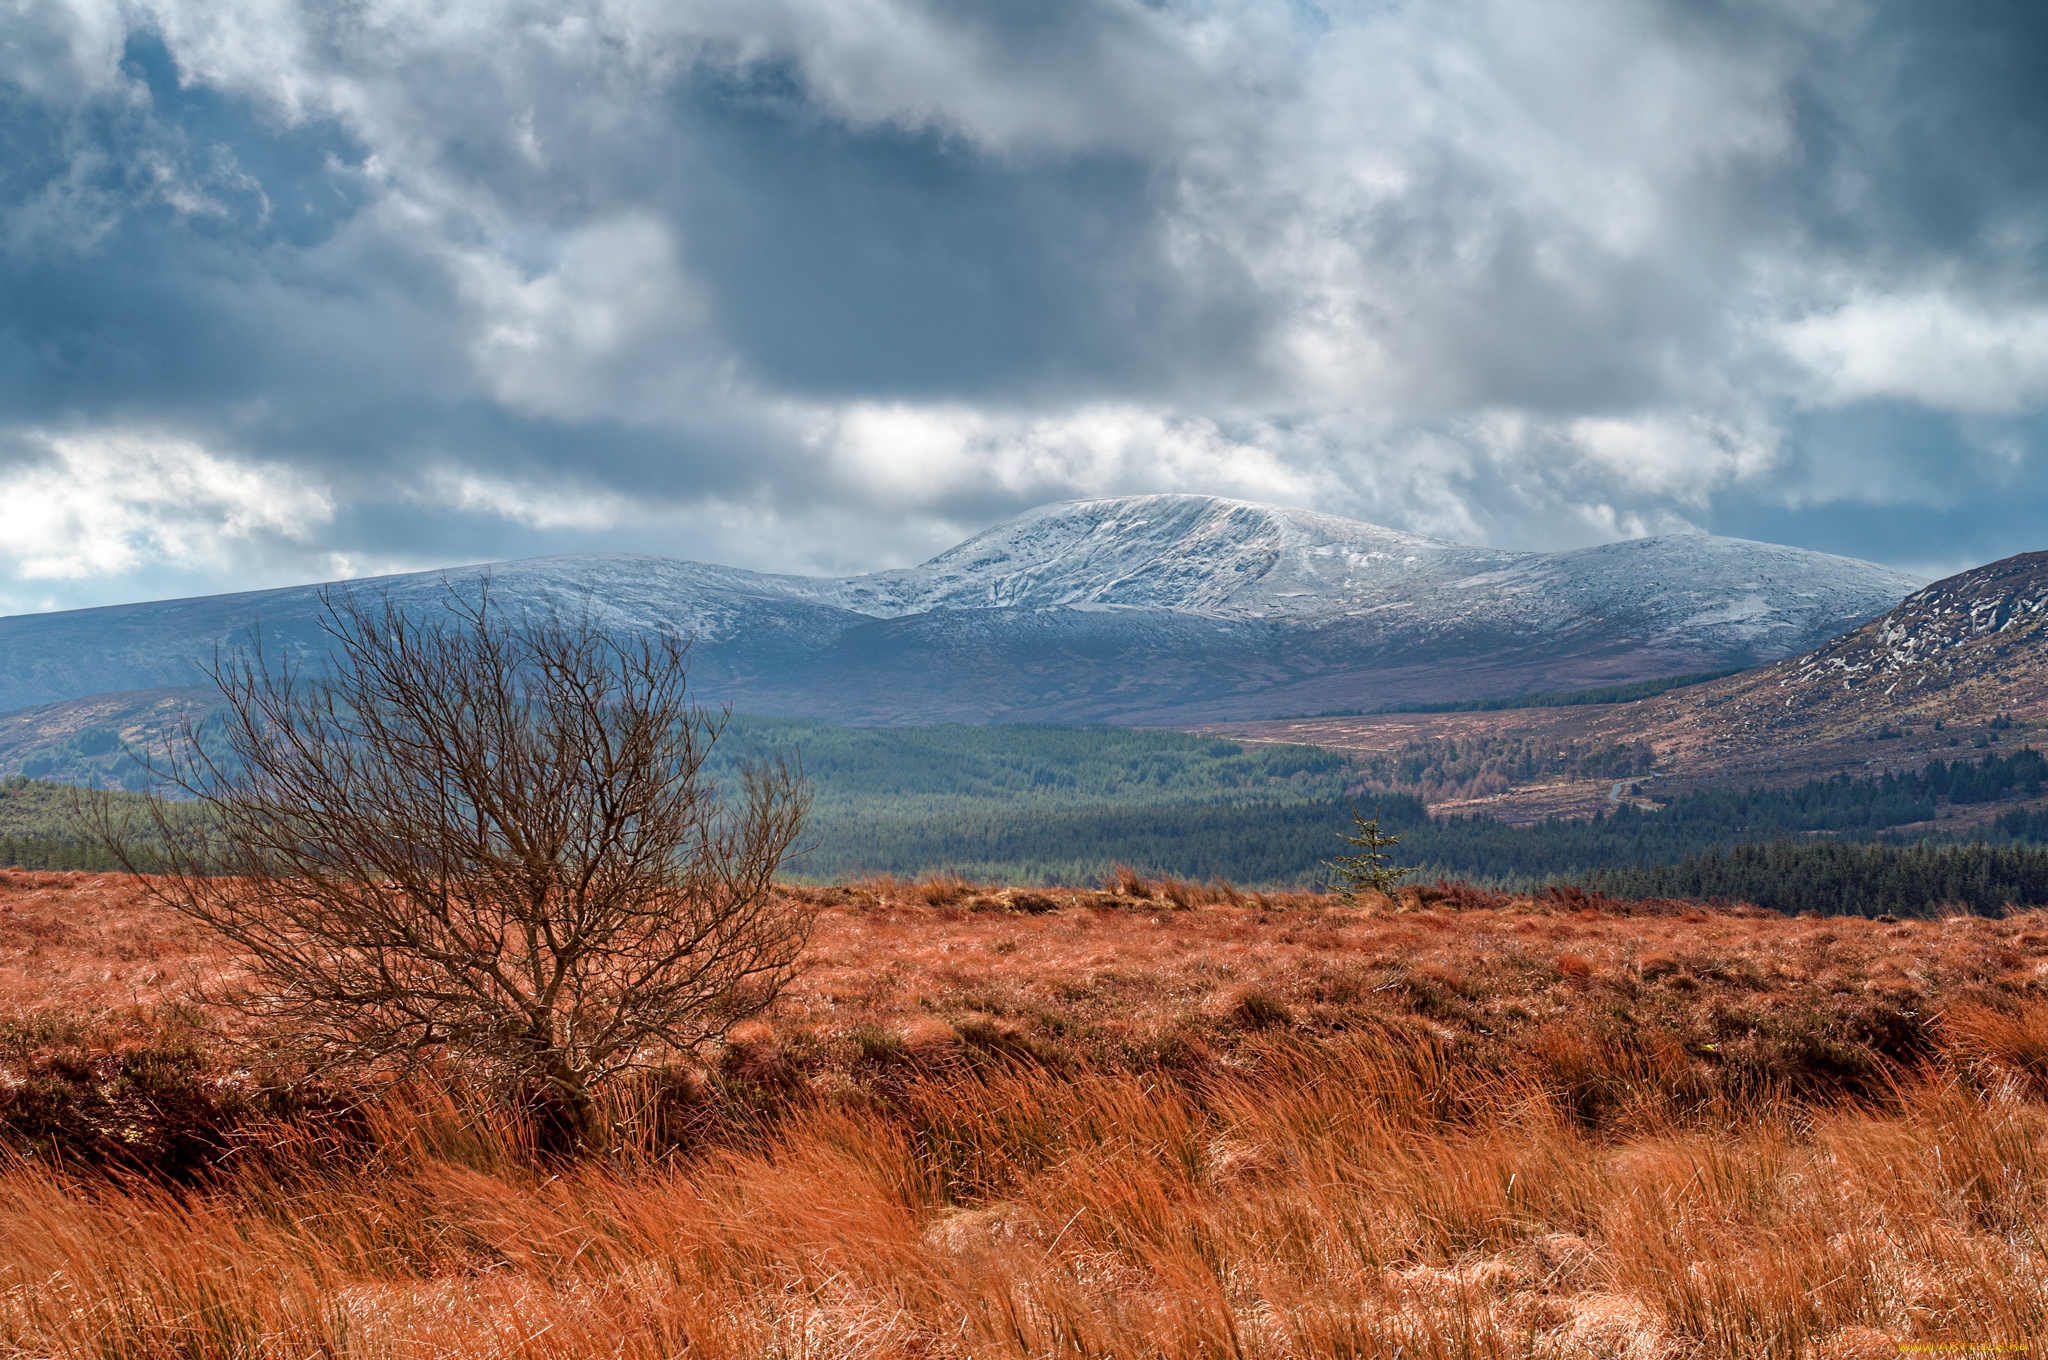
1305,666 -> 1748,716
2,868 -> 2046,1355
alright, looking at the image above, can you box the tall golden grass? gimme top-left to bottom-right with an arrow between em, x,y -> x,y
2,1026 -> 2045,1358
7,869 -> 2048,1355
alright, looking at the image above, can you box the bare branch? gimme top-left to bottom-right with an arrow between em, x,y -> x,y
95,580 -> 813,1151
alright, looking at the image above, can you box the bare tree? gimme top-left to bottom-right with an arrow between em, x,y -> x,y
99,584 -> 811,1150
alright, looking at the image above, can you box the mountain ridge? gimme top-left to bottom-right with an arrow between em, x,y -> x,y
1660,548 -> 2048,755
0,494 -> 1923,723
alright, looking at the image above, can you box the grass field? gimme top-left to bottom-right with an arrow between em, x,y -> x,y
3,868 -> 2047,1356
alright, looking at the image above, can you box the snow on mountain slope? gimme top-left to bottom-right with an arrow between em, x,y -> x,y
358,554 -> 866,647
790,494 -> 1920,649
0,495 -> 1927,722
1439,533 -> 1928,657
809,495 -> 1514,618
1649,549 -> 2048,748
0,555 -> 874,713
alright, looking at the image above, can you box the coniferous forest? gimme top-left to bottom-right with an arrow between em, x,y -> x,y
1580,841 -> 2048,917
6,727 -> 2046,914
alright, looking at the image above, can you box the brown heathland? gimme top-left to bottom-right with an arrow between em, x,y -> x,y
4,869 -> 2048,1355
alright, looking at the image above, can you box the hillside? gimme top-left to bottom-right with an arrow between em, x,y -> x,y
0,685 -> 213,786
1657,548 -> 2048,756
1192,550 -> 2048,821
0,495 -> 1920,724
11,699 -> 2048,903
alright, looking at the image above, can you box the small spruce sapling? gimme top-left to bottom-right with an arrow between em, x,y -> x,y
1326,798 -> 1411,902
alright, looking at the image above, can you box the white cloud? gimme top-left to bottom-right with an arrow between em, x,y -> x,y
0,430 -> 333,580
812,402 -> 1324,509
417,467 -> 639,532
1781,291 -> 2048,414
0,0 -> 132,101
454,213 -> 718,423
1561,414 -> 1780,503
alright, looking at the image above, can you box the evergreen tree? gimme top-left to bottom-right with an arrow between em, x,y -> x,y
1327,799 -> 1411,900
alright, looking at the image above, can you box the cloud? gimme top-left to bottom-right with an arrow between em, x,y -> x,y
455,213 -> 722,423
416,467 -> 643,532
1782,291 -> 2048,414
811,403 -> 1314,504
1562,414 -> 1780,504
0,428 -> 332,581
0,0 -> 2044,613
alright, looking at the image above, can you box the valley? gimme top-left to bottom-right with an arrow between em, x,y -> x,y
1188,699 -> 2041,823
1,532 -> 2040,907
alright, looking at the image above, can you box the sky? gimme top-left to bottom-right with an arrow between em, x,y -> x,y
3,0 -> 2046,614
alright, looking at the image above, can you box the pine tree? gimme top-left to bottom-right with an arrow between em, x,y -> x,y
1327,799 -> 1411,901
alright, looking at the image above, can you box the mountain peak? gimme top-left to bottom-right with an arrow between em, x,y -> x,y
1624,549 -> 2048,753
1788,549 -> 2048,708
0,495 -> 1932,724
823,494 -> 1516,618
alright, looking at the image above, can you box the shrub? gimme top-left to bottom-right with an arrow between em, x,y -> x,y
95,586 -> 812,1153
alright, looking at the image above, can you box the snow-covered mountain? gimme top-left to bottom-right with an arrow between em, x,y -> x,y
802,497 -> 1512,617
1638,547 -> 2048,752
0,495 -> 1924,723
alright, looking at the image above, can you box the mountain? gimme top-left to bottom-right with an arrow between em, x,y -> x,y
0,495 -> 1923,725
1189,549 -> 2047,823
1649,549 -> 2048,760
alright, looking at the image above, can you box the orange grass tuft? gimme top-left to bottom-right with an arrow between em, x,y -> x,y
1942,1000 -> 2048,1097
2,1038 -> 2045,1357
915,870 -> 977,906
1107,862 -> 1152,898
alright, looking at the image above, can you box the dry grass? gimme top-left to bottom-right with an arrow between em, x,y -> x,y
4,868 -> 2048,1356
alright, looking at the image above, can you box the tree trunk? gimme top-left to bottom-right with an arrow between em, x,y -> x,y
560,1084 -> 608,1155
539,1049 -> 609,1156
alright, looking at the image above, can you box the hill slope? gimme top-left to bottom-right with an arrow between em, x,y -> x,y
0,495 -> 1921,723
1191,550 -> 2048,820
1669,549 -> 2048,752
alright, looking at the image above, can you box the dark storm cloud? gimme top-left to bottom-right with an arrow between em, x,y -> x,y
1771,0 -> 2048,276
0,0 -> 2044,612
667,75 -> 1263,400
0,32 -> 440,420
